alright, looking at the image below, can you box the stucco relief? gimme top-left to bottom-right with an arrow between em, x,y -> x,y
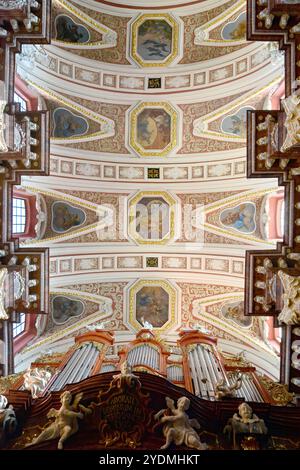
180,1 -> 248,64
178,94 -> 245,154
39,194 -> 96,241
47,94 -> 128,153
178,282 -> 244,338
44,295 -> 98,335
206,194 -> 266,240
61,282 -> 128,331
52,4 -> 127,63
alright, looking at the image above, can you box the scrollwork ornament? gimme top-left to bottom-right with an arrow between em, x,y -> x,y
0,0 -> 28,8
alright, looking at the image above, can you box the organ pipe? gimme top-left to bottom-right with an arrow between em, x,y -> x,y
49,347 -> 82,391
74,345 -> 99,383
50,343 -> 100,391
127,344 -> 159,370
66,343 -> 93,386
189,349 -> 201,397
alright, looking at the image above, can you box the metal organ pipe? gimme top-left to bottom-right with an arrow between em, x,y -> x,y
101,364 -> 116,373
65,343 -> 93,386
188,349 -> 201,397
240,375 -> 253,401
74,345 -> 99,383
127,344 -> 159,370
49,347 -> 82,391
194,348 -> 209,398
245,375 -> 263,402
145,345 -> 150,367
135,346 -> 141,365
187,344 -> 226,400
167,366 -> 183,382
203,347 -> 220,386
197,345 -> 215,399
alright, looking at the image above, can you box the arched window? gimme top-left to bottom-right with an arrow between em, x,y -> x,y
12,197 -> 26,234
14,75 -> 38,111
265,191 -> 285,241
13,313 -> 26,338
13,92 -> 27,112
12,188 -> 38,240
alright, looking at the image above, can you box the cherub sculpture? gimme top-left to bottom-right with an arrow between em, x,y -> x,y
154,396 -> 207,450
23,367 -> 52,399
215,373 -> 243,400
26,390 -> 91,449
112,360 -> 139,388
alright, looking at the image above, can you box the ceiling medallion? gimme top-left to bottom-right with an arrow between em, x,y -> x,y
128,190 -> 176,245
129,279 -> 177,332
129,102 -> 179,157
130,13 -> 179,68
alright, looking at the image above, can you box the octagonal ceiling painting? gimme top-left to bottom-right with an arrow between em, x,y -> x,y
129,279 -> 177,331
131,14 -> 180,67
129,102 -> 178,157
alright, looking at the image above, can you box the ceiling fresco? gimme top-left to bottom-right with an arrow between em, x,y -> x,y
15,0 -> 285,378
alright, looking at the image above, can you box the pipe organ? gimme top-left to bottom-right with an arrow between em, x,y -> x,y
100,363 -> 117,373
49,342 -> 101,392
118,329 -> 169,376
127,344 -> 160,371
228,373 -> 264,402
44,331 -> 114,393
166,364 -> 184,383
1,328 -> 291,406
178,331 -> 227,400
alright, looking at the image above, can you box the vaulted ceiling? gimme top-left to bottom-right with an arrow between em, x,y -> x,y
15,0 -> 284,379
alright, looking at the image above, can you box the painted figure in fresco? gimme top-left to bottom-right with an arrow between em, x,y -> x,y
53,109 -> 88,139
52,203 -> 83,232
229,115 -> 246,137
223,301 -> 252,327
55,16 -> 89,43
26,391 -> 91,450
136,197 -> 169,240
52,296 -> 84,324
137,20 -> 172,61
137,109 -> 171,150
222,13 -> 246,41
136,286 -> 169,328
222,107 -> 253,138
229,20 -> 246,40
220,203 -> 255,233
154,396 -> 207,450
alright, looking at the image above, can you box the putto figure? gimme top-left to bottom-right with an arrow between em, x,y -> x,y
215,373 -> 243,400
154,396 -> 207,450
112,360 -> 140,388
23,367 -> 52,399
26,391 -> 91,449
